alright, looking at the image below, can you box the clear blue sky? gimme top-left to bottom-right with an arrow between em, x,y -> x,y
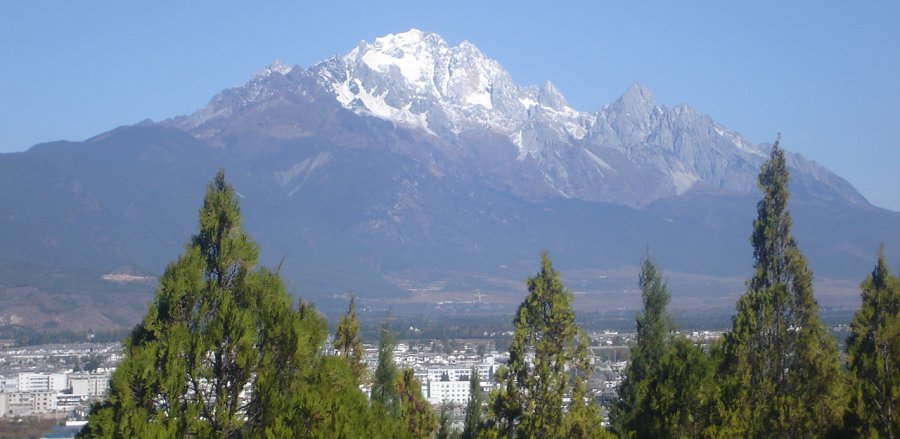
2,1 -> 898,210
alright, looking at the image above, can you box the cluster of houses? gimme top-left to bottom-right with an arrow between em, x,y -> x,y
0,371 -> 111,417
0,342 -> 120,419
0,330 -> 680,420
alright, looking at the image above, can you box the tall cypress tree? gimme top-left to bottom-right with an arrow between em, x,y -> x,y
79,171 -> 382,439
846,247 -> 900,438
462,368 -> 483,439
485,252 -> 610,438
642,337 -> 718,438
718,139 -> 845,437
333,296 -> 367,383
610,256 -> 673,438
397,368 -> 438,438
79,171 -> 298,437
372,320 -> 401,418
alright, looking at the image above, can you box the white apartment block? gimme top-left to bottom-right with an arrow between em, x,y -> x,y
424,379 -> 470,406
17,373 -> 67,392
69,372 -> 111,397
418,364 -> 494,384
0,371 -> 111,417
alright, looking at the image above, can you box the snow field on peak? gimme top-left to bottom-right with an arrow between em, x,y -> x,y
321,29 -> 595,150
333,75 -> 432,134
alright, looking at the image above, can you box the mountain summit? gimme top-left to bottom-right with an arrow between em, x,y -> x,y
314,29 -> 564,138
174,29 -> 864,207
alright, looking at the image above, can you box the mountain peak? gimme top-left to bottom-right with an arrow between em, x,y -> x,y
341,29 -> 452,95
538,81 -> 569,109
619,82 -> 656,109
318,29 -> 525,133
369,28 -> 444,52
256,58 -> 293,77
605,82 -> 659,125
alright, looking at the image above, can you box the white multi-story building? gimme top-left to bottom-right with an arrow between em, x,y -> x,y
17,373 -> 67,392
69,372 -> 111,397
419,364 -> 493,384
417,362 -> 497,406
424,379 -> 470,406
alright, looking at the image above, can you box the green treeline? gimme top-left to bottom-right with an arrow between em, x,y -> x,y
78,140 -> 900,438
609,140 -> 899,439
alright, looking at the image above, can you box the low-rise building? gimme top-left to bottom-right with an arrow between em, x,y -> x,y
3,390 -> 57,416
68,372 -> 111,397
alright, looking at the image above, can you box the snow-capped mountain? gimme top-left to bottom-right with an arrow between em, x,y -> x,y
1,29 -> 898,325
174,29 -> 862,207
313,29 -> 588,141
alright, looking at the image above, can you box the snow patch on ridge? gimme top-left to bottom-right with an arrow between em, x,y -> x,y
519,97 -> 537,109
334,77 -> 432,133
715,125 -> 765,157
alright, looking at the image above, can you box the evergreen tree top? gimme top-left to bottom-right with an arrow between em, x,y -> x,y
751,135 -> 802,292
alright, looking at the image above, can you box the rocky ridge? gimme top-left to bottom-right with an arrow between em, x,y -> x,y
173,29 -> 864,207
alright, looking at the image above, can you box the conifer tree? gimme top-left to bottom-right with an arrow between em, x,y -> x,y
462,368 -> 483,439
485,252 -> 610,438
562,331 -> 610,439
397,368 -> 438,438
611,256 -> 673,437
78,171 -> 383,438
718,139 -> 845,437
642,337 -> 718,438
246,296 -> 388,438
333,295 -> 367,383
372,320 -> 401,418
846,247 -> 900,438
80,170 -> 273,438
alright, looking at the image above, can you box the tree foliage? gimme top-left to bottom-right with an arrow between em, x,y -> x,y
484,252 -> 610,438
642,337 -> 718,439
372,320 -> 401,418
717,140 -> 846,437
462,368 -> 483,439
80,170 -> 275,437
78,171 -> 392,438
845,247 -> 900,438
333,295 -> 367,384
397,368 -> 438,438
611,256 -> 673,437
